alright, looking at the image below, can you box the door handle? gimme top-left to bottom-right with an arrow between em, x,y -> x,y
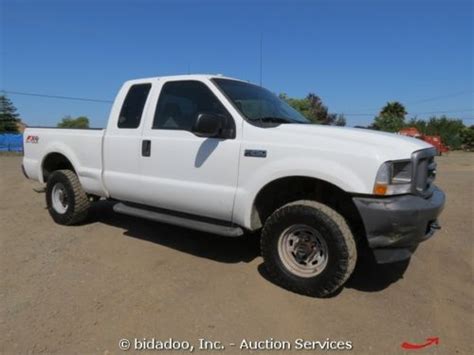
142,140 -> 151,157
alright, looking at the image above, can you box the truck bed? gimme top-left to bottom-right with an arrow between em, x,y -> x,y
23,127 -> 107,196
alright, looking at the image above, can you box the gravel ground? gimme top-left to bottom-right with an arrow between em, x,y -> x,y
0,152 -> 472,354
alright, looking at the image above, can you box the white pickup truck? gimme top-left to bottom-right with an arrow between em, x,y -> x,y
23,74 -> 445,296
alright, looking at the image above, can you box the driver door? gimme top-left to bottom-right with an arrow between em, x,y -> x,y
138,79 -> 240,222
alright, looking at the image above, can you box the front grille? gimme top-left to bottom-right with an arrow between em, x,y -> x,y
427,159 -> 437,185
411,147 -> 437,197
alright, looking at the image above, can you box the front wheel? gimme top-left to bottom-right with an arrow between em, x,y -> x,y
261,200 -> 357,297
46,169 -> 90,225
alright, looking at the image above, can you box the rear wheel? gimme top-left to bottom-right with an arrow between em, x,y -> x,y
46,169 -> 90,225
261,200 -> 357,297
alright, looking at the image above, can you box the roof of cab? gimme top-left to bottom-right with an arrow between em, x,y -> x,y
125,74 -> 246,84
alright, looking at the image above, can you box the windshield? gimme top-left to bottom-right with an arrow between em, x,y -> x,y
213,78 -> 310,124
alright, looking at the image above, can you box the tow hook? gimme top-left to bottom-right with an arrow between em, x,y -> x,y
430,221 -> 441,230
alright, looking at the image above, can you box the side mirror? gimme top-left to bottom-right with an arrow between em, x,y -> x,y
192,113 -> 223,138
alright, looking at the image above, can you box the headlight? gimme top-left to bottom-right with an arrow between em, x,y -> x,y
373,160 -> 412,195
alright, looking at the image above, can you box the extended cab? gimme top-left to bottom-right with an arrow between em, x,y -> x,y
23,75 -> 445,296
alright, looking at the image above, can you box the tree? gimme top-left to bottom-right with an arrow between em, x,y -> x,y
408,115 -> 465,149
279,93 -> 346,126
371,101 -> 407,132
380,101 -> 407,118
424,116 -> 465,149
407,117 -> 427,133
57,116 -> 90,128
460,125 -> 474,150
0,95 -> 20,133
334,114 -> 346,126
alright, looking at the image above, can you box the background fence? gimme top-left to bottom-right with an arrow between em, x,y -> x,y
0,134 -> 23,152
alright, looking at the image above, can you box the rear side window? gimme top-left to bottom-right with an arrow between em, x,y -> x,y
153,81 -> 230,131
118,83 -> 151,128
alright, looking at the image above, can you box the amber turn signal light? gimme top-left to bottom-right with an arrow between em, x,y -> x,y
373,184 -> 388,195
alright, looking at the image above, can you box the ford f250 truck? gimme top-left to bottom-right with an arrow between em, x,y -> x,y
23,75 -> 445,297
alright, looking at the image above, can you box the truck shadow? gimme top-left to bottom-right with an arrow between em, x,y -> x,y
257,255 -> 410,297
87,201 -> 410,294
87,201 -> 260,264
344,254 -> 410,293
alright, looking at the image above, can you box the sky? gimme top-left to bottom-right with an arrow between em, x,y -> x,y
1,0 -> 473,128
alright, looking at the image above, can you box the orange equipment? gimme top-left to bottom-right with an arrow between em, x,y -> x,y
399,127 -> 449,155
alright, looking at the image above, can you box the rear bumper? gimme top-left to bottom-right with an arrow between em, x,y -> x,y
353,186 -> 445,263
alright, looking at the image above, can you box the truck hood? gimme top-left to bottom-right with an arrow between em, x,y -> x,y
272,124 -> 432,160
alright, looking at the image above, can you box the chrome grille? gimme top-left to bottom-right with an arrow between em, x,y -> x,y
411,148 -> 437,197
427,159 -> 437,186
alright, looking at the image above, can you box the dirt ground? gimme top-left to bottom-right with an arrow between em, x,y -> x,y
0,152 -> 472,354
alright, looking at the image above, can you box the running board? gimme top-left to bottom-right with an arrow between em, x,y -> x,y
113,202 -> 244,237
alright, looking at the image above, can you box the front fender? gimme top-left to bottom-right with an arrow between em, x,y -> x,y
232,156 -> 371,229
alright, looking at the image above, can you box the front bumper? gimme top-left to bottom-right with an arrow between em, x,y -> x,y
353,186 -> 445,263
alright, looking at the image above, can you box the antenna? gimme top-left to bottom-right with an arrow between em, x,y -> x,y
259,33 -> 263,86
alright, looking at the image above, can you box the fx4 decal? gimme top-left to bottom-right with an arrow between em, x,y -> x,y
26,135 -> 39,144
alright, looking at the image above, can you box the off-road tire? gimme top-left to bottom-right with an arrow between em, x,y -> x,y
261,200 -> 357,297
46,169 -> 90,225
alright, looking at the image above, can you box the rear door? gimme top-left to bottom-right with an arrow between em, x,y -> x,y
138,79 -> 241,222
103,82 -> 152,202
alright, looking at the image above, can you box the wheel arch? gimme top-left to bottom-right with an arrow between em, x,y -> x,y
248,175 -> 366,239
41,152 -> 76,182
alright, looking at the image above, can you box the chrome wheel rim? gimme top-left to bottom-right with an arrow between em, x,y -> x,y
52,183 -> 68,214
277,224 -> 329,278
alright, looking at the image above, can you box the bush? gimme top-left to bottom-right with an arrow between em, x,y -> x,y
460,126 -> 474,151
407,116 -> 465,149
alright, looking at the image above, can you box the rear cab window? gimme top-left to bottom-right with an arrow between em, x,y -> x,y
118,83 -> 152,128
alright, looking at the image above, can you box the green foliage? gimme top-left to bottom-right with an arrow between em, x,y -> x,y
57,116 -> 90,128
279,93 -> 346,126
380,101 -> 407,118
459,126 -> 474,150
371,101 -> 407,132
334,114 -> 346,126
406,117 -> 427,133
0,95 -> 20,133
369,102 -> 469,150
408,116 -> 465,149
